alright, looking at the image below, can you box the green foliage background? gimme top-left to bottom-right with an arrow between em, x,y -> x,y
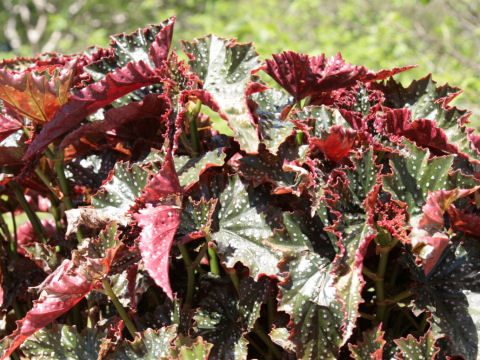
1,0 -> 479,127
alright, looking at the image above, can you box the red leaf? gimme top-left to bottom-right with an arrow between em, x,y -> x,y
16,218 -> 56,256
384,108 -> 458,155
310,125 -> 356,162
0,111 -> 22,143
412,187 -> 480,274
135,152 -> 183,299
24,61 -> 163,160
0,251 -> 113,360
263,51 -> 413,102
134,204 -> 181,300
149,16 -> 175,68
448,206 -> 480,239
59,93 -> 171,150
140,152 -> 182,203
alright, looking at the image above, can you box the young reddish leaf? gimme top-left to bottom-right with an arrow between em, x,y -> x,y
0,110 -> 22,143
263,51 -> 412,102
24,61 -> 163,160
135,152 -> 182,300
0,252 -> 111,360
310,125 -> 357,162
15,218 -> 56,256
394,333 -> 440,360
348,325 -> 386,360
411,186 -> 479,274
0,63 -> 75,124
183,35 -> 261,153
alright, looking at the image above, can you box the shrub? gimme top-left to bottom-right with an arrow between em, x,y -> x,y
0,16 -> 479,359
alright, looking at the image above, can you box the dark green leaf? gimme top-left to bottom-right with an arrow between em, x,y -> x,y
211,175 -> 279,279
278,251 -> 344,359
394,333 -> 440,360
21,325 -> 102,360
348,325 -> 385,360
92,163 -> 149,217
175,148 -> 226,189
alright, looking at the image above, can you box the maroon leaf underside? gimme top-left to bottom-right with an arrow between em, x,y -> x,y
263,51 -> 413,102
0,248 -> 120,360
412,187 -> 480,274
59,93 -> 171,150
149,17 -> 175,68
23,61 -> 165,160
0,111 -> 22,143
384,108 -> 461,156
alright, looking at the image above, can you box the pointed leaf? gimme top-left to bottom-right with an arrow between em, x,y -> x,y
177,197 -> 217,243
211,175 -> 279,279
0,252 -> 110,359
175,148 -> 226,189
278,251 -> 344,359
183,35 -> 261,153
107,326 -> 178,360
250,88 -> 294,154
20,325 -> 103,360
87,16 -> 175,80
193,276 -> 270,360
407,236 -> 480,359
92,163 -> 149,218
394,333 -> 440,360
348,325 -> 386,360
382,139 -> 453,217
175,337 -> 213,360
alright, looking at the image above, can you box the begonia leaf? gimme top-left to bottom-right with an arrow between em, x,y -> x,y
249,88 -> 295,154
135,152 -> 182,300
87,16 -> 175,80
92,163 -> 149,218
410,186 -> 479,274
107,325 -> 178,360
394,333 -> 440,360
174,148 -> 226,190
20,325 -> 103,360
175,337 -> 213,360
183,35 -> 261,153
326,150 -> 379,343
23,243 -> 62,274
0,110 -> 22,143
263,51 -> 412,102
59,93 -> 171,151
211,175 -> 279,279
177,197 -> 217,243
382,139 -> 453,217
407,237 -> 480,360
193,276 -> 270,360
348,325 -> 386,360
278,251 -> 344,359
24,61 -> 163,160
0,64 -> 75,124
0,251 -> 113,359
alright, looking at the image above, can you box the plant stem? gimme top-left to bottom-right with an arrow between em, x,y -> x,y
375,251 -> 389,322
178,244 -> 194,306
8,181 -> 47,244
54,151 -> 83,242
0,214 -> 15,258
385,290 -> 413,305
295,131 -> 304,145
188,100 -> 202,155
362,265 -> 383,282
228,271 -> 240,294
253,323 -> 282,360
207,243 -> 220,275
102,278 -> 137,339
34,167 -> 59,200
